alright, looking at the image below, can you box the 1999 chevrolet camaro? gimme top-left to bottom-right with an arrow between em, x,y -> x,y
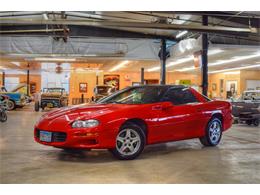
34,85 -> 233,160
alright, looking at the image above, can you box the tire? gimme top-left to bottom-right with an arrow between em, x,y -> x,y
7,100 -> 15,111
34,101 -> 40,112
0,110 -> 7,122
199,118 -> 223,147
253,119 -> 259,127
110,123 -> 146,160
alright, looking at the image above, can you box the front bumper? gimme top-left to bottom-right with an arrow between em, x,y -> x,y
34,126 -> 116,149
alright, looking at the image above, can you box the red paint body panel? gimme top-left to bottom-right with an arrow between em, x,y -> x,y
34,88 -> 232,149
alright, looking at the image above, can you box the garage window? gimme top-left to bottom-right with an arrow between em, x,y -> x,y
161,88 -> 198,105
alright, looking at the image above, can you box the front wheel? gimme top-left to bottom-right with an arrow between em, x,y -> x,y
110,123 -> 146,160
199,118 -> 222,147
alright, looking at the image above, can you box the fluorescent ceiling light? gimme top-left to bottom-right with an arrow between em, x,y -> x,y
109,61 -> 129,72
176,31 -> 188,39
0,66 -> 7,70
11,62 -> 20,66
223,71 -> 240,75
176,67 -> 198,72
209,52 -> 260,66
209,64 -> 260,74
34,58 -> 76,62
147,49 -> 223,72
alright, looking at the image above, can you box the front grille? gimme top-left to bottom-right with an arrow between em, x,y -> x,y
52,132 -> 67,142
36,129 -> 67,142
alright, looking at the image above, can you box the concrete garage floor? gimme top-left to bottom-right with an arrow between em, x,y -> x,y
0,105 -> 260,184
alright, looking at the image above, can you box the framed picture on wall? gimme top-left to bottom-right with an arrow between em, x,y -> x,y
104,75 -> 120,90
79,83 -> 88,93
226,81 -> 237,99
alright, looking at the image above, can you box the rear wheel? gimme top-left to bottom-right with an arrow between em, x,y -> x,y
199,118 -> 222,147
253,119 -> 259,127
110,123 -> 146,160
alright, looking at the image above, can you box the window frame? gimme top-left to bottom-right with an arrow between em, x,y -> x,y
160,87 -> 199,106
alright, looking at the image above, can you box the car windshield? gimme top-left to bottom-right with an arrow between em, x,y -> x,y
242,91 -> 260,100
98,86 -> 167,104
43,88 -> 64,93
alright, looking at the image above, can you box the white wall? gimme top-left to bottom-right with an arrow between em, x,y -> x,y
41,63 -> 70,92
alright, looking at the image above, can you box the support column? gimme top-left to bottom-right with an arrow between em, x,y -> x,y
141,67 -> 145,85
201,15 -> 208,96
160,39 -> 166,85
2,71 -> 5,87
27,64 -> 30,96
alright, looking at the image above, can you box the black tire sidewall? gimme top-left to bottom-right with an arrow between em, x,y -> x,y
206,118 -> 223,146
112,124 -> 146,160
8,100 -> 15,110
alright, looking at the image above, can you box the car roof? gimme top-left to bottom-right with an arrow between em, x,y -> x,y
43,88 -> 65,90
129,84 -> 187,89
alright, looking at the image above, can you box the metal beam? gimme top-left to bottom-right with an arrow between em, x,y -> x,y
27,64 -> 30,96
0,24 -> 176,40
0,18 -> 257,34
160,39 -> 166,85
202,16 -> 209,96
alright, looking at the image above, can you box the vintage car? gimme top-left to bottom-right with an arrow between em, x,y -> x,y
231,90 -> 260,126
92,85 -> 116,102
0,86 -> 26,110
34,85 -> 233,160
11,84 -> 33,103
35,88 -> 68,112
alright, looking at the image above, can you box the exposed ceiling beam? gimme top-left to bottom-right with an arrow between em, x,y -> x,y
0,19 -> 257,35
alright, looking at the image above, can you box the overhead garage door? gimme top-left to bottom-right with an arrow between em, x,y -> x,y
246,80 -> 260,90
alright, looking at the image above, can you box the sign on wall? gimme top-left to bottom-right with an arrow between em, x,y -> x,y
79,83 -> 88,93
104,75 -> 120,90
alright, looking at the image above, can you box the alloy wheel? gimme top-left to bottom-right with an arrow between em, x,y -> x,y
116,128 -> 141,156
209,121 -> 221,144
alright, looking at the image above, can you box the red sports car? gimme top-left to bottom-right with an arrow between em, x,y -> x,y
34,85 -> 233,160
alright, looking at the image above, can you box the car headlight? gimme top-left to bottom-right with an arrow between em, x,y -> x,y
72,119 -> 99,128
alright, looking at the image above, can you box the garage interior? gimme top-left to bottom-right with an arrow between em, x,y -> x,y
0,11 -> 260,183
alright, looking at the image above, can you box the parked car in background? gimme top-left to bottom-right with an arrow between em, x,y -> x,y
35,88 -> 68,112
11,84 -> 33,103
35,85 -> 233,160
0,86 -> 26,110
231,90 -> 260,126
92,85 -> 116,102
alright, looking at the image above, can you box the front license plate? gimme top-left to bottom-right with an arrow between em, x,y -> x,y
39,131 -> 52,142
47,103 -> 53,108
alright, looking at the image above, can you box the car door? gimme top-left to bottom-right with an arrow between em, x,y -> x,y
151,87 -> 204,143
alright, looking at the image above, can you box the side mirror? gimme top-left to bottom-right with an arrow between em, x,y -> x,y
161,101 -> 173,110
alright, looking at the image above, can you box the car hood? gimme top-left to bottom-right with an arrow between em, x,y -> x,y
37,103 -> 128,129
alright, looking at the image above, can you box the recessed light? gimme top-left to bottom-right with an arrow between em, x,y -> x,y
109,61 -> 129,72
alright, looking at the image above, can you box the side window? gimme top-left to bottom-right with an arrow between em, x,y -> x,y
161,88 -> 198,105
